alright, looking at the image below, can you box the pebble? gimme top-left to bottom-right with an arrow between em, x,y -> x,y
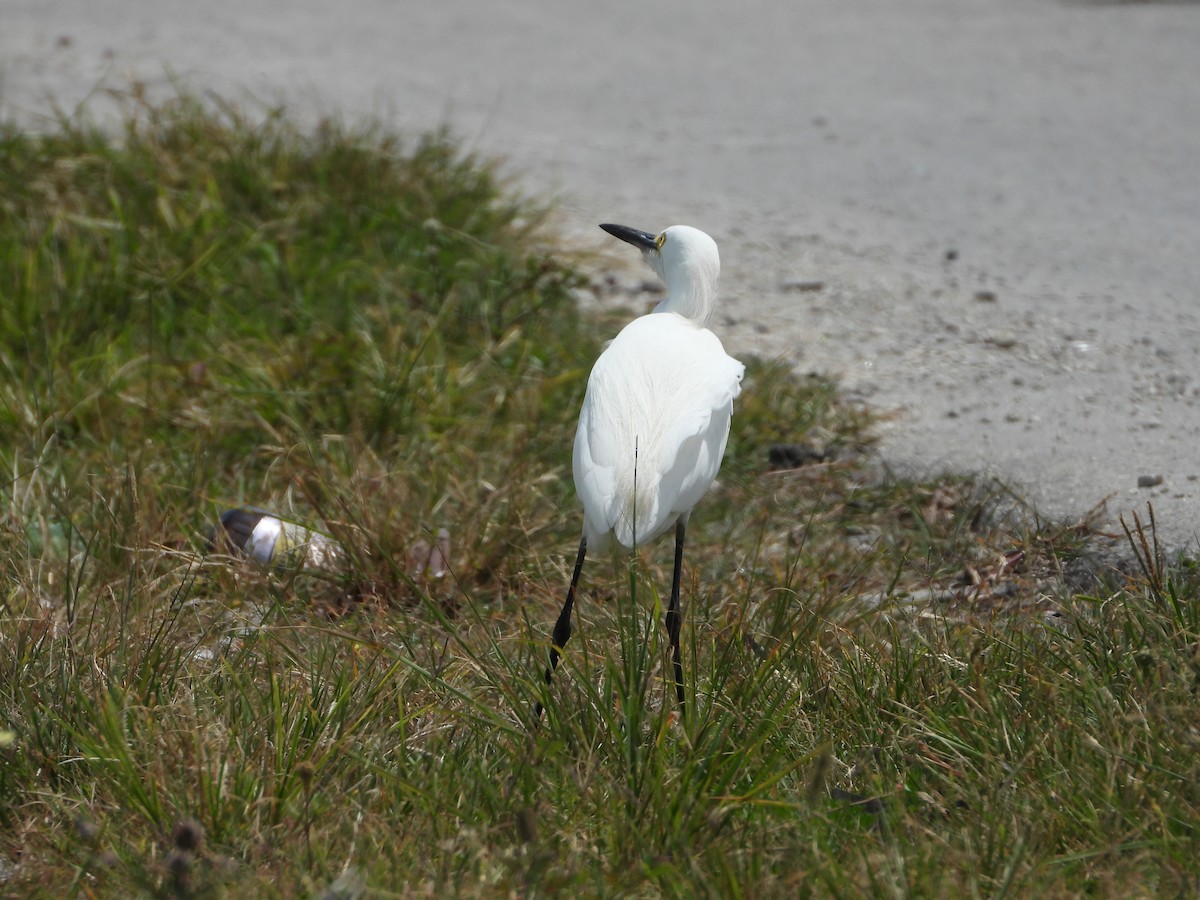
781,279 -> 826,293
974,290 -> 998,303
768,442 -> 827,469
1137,474 -> 1164,489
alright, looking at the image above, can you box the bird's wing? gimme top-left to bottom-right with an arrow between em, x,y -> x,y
572,392 -> 620,544
652,327 -> 744,519
573,314 -> 743,548
573,332 -> 665,546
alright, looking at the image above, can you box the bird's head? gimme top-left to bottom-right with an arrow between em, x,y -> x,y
599,223 -> 720,325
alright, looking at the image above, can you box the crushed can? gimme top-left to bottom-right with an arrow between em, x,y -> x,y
208,506 -> 342,571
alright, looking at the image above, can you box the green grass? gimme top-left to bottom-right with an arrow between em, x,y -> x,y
1,95 -> 1198,897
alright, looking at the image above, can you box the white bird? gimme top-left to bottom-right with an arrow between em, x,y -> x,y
539,223 -> 745,718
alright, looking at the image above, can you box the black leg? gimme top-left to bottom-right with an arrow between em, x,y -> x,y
665,519 -> 687,714
536,535 -> 587,719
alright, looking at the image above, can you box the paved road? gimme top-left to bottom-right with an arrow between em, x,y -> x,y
5,0 -> 1198,548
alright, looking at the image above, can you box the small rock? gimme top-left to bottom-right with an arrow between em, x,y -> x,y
988,334 -> 1017,349
73,815 -> 100,845
944,248 -> 959,262
781,279 -> 825,293
172,818 -> 205,851
1137,474 -> 1164,489
768,443 -> 826,469
974,290 -> 998,303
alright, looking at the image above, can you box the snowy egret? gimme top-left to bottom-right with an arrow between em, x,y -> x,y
539,223 -> 745,718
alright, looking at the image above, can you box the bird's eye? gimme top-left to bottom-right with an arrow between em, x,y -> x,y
655,233 -> 666,249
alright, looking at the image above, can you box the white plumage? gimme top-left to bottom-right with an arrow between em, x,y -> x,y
574,311 -> 743,549
538,223 -> 744,719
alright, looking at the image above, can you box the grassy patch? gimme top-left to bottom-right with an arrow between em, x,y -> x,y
1,96 -> 1198,897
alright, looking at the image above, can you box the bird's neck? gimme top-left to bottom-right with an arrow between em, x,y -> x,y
653,274 -> 718,327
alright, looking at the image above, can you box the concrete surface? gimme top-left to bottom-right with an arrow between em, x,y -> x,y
4,0 -> 1198,549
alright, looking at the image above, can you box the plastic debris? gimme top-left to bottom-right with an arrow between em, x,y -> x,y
208,506 -> 342,571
